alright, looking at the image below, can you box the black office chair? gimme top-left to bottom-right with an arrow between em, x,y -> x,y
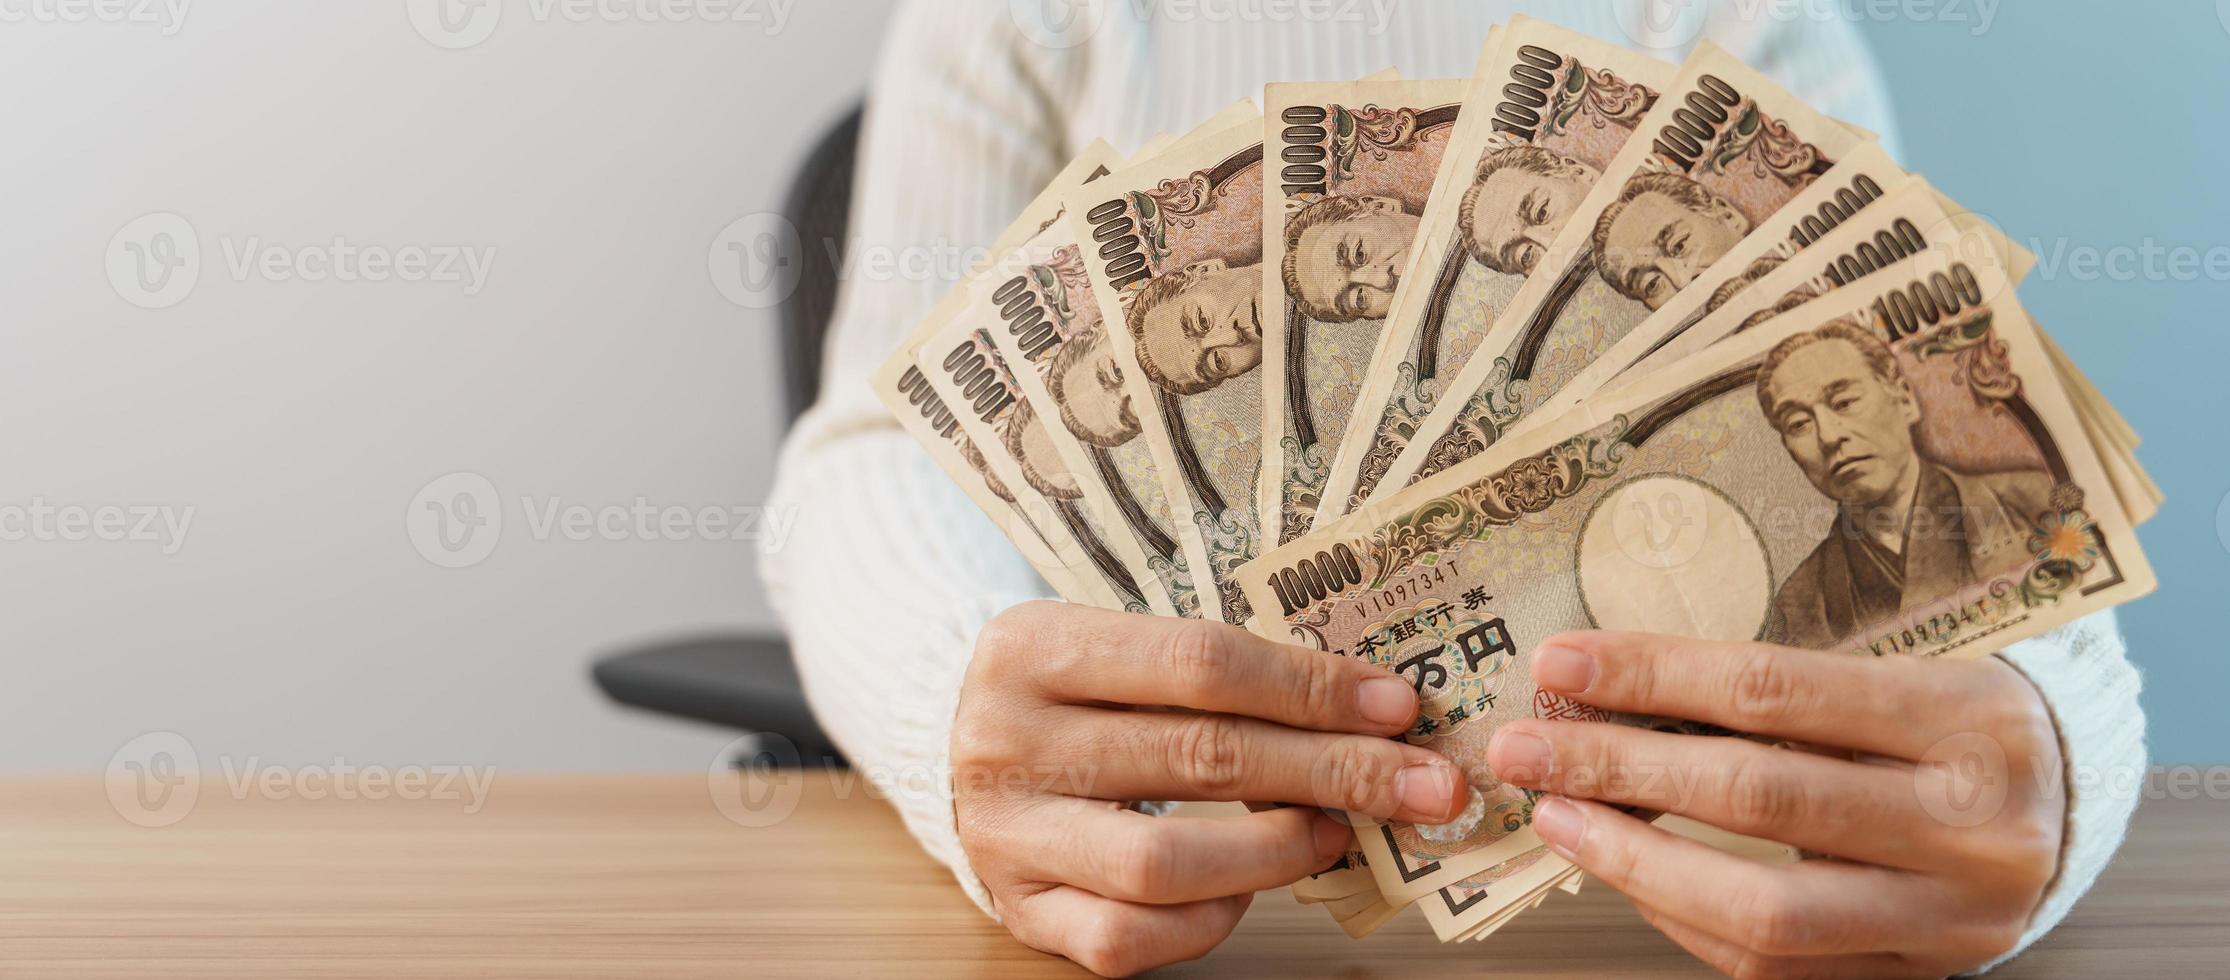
590,103 -> 864,768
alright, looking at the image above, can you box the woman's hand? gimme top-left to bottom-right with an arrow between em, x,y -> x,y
1488,631 -> 2066,979
953,601 -> 1468,977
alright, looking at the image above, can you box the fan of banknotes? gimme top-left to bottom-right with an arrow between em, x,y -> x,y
875,15 -> 2159,943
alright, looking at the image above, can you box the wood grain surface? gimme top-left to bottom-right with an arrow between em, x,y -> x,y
1,772 -> 2221,977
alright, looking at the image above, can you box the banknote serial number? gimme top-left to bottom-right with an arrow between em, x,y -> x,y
1267,543 -> 1460,619
1349,564 -> 1459,619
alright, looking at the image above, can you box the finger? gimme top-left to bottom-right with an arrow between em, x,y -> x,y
981,601 -> 1419,736
1528,630 -> 2013,760
1040,706 -> 1466,823
1529,795 -> 1934,957
1006,797 -> 1354,905
1004,883 -> 1250,977
1632,902 -> 1925,979
1487,720 -> 1940,870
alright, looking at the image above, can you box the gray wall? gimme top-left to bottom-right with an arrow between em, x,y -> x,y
2,1 -> 901,770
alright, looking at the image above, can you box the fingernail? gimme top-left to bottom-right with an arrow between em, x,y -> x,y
1530,796 -> 1585,858
1395,763 -> 1459,822
1356,676 -> 1416,728
1491,729 -> 1553,785
1311,812 -> 1349,858
1533,643 -> 1596,694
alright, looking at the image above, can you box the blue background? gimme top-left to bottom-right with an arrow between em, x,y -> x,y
1857,6 -> 2229,762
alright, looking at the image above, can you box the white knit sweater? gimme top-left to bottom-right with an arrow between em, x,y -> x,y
760,1 -> 2146,969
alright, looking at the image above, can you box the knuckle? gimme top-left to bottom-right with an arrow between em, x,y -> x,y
1975,810 -> 2062,891
1321,738 -> 1401,813
1106,825 -> 1180,900
1292,654 -> 1347,725
1724,753 -> 1807,831
974,602 -> 1059,684
1168,714 -> 1247,797
1737,888 -> 1817,956
1068,909 -> 1143,977
949,701 -> 1025,775
1728,649 -> 1805,727
1163,621 -> 1237,697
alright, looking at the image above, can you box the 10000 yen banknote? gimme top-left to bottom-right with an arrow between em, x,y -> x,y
916,311 -> 1167,615
1067,116 -> 1271,623
1377,42 -> 1877,498
873,142 -> 1130,606
932,225 -> 1201,617
1315,16 -> 1675,528
1259,77 -> 1467,547
1528,139 -> 1912,422
1238,247 -> 2153,910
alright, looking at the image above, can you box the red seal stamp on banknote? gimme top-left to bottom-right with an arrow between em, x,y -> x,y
1533,690 -> 1612,724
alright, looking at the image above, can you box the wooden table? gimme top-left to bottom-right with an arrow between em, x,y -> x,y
2,773 -> 2223,977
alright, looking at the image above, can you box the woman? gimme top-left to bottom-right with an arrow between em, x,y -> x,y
763,3 -> 2143,975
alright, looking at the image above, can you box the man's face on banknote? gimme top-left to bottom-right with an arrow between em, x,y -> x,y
1005,402 -> 1084,500
1593,171 -> 1751,309
1286,196 -> 1419,322
1759,329 -> 1925,510
1459,145 -> 1601,275
1049,327 -> 1141,448
1128,259 -> 1265,394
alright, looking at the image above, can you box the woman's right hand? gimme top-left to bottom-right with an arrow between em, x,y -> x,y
951,601 -> 1469,977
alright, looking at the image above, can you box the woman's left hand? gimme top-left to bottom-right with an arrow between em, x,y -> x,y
1487,631 -> 2066,979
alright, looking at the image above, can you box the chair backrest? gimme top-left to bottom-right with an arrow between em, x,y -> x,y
776,102 -> 865,424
